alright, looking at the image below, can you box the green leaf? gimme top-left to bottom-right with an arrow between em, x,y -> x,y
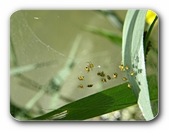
84,26 -> 122,46
98,10 -> 123,30
144,15 -> 158,57
122,10 -> 154,120
32,75 -> 157,120
144,15 -> 158,47
10,60 -> 58,76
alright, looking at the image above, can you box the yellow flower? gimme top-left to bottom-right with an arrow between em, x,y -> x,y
146,10 -> 157,25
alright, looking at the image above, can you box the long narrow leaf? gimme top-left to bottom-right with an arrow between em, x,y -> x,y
122,10 -> 154,120
84,26 -> 122,46
32,75 -> 157,120
10,60 -> 58,76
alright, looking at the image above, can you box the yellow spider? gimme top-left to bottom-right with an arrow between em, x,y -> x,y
125,65 -> 129,70
87,61 -> 94,69
101,78 -> 107,83
122,77 -> 127,81
78,84 -> 84,88
85,66 -> 90,72
113,73 -> 118,78
78,76 -> 84,80
128,83 -> 132,88
119,61 -> 125,71
130,71 -> 134,76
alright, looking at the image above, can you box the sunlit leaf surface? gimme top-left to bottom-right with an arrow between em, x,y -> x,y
122,10 -> 154,121
32,75 -> 157,120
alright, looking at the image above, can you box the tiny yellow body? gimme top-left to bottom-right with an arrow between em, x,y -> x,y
87,62 -> 94,69
130,71 -> 134,76
101,78 -> 107,83
119,65 -> 125,71
128,83 -> 132,88
78,76 -> 84,80
113,73 -> 118,78
85,67 -> 90,72
78,84 -> 84,88
122,77 -> 127,81
125,65 -> 129,70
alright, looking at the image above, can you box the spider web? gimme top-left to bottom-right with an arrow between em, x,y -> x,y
10,10 -> 126,117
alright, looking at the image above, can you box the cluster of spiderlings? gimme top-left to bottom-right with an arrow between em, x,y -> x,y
78,62 -> 94,88
78,61 -> 119,88
97,70 -> 118,83
78,61 -> 133,89
118,61 -> 137,88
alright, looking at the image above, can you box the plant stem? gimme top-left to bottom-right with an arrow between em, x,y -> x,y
144,16 -> 158,56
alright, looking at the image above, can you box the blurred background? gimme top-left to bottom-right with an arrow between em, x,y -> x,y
10,10 -> 158,121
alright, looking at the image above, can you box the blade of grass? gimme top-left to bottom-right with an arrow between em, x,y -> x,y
122,10 -> 155,120
98,10 -> 123,30
84,26 -> 122,46
32,75 -> 157,120
10,60 -> 58,76
144,15 -> 158,56
10,36 -> 18,67
24,34 -> 82,111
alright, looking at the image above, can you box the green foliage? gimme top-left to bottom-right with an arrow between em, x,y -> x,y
10,10 -> 158,121
122,10 -> 158,120
98,10 -> 123,30
144,16 -> 158,57
32,75 -> 157,120
84,26 -> 122,46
